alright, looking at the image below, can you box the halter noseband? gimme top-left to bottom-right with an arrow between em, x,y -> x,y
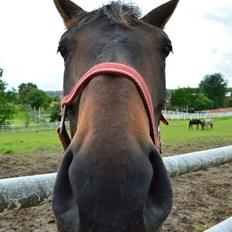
57,62 -> 167,152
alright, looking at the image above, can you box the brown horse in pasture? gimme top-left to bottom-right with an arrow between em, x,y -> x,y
53,0 -> 179,231
189,119 -> 204,130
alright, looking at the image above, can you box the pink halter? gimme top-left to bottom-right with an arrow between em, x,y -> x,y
57,62 -> 165,152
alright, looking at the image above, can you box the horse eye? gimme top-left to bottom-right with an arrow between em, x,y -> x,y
58,45 -> 68,60
161,43 -> 173,58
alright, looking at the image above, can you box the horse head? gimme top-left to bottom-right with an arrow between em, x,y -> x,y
52,1 -> 179,231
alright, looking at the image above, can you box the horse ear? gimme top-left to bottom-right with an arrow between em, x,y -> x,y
142,0 -> 179,29
54,0 -> 85,26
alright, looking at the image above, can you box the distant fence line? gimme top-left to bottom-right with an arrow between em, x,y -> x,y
1,111 -> 232,133
163,110 -> 232,120
0,122 -> 60,133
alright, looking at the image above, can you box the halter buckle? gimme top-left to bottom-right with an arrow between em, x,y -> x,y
57,105 -> 71,150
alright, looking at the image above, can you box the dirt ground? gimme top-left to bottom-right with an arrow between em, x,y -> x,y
0,143 -> 232,232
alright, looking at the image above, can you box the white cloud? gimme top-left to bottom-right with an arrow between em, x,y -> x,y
165,0 -> 232,88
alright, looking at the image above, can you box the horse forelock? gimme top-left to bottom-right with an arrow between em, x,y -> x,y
68,1 -> 141,29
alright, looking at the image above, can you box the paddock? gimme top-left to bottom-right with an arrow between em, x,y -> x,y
0,145 -> 232,231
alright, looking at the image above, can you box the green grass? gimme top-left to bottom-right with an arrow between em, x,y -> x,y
12,110 -> 27,125
0,130 -> 62,154
160,117 -> 232,154
0,117 -> 231,155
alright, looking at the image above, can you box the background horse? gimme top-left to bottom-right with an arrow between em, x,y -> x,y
53,0 -> 179,231
189,119 -> 204,130
202,119 -> 213,130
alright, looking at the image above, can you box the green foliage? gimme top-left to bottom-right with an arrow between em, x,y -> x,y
6,88 -> 18,104
225,97 -> 232,107
170,87 -> 195,109
28,88 -> 51,109
192,93 -> 214,111
170,88 -> 213,111
12,107 -> 27,125
199,73 -> 228,108
224,88 -> 232,107
0,80 -> 16,125
0,67 -> 3,77
18,83 -> 37,106
18,83 -> 52,109
49,101 -> 61,122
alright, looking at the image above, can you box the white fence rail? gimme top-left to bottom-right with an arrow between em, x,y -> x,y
204,217 -> 232,232
163,145 -> 232,177
0,173 -> 55,213
162,110 -> 232,120
0,145 -> 232,213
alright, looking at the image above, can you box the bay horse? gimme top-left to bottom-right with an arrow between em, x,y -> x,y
189,119 -> 204,130
53,0 -> 179,231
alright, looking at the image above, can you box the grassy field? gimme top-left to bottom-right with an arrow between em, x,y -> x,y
0,117 -> 231,155
161,117 -> 232,155
0,130 -> 62,154
12,110 -> 27,125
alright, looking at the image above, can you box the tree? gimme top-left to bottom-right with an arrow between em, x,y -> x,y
224,88 -> 232,107
49,102 -> 61,122
27,88 -> 51,109
192,93 -> 214,111
0,68 -> 3,77
225,97 -> 232,107
18,83 -> 51,109
0,80 -> 15,125
6,88 -> 18,104
199,73 -> 228,108
170,87 -> 213,111
170,87 -> 196,110
18,83 -> 38,106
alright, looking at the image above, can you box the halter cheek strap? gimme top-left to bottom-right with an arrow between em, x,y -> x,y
57,62 -> 167,152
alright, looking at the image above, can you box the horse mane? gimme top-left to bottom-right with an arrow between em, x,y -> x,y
69,1 -> 141,28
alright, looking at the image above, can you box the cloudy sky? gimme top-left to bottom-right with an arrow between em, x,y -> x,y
0,0 -> 231,91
